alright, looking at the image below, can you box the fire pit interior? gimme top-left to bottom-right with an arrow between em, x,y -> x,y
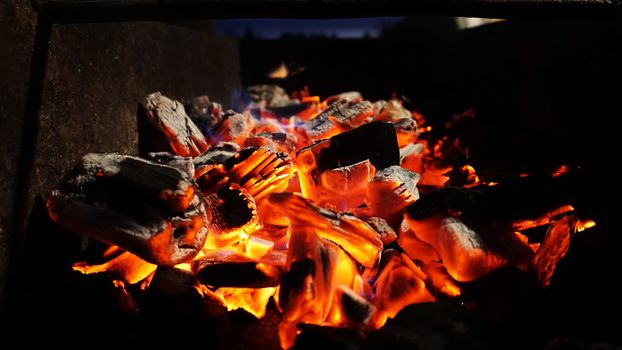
1,2 -> 621,350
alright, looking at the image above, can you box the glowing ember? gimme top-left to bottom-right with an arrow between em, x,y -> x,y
49,87 -> 596,349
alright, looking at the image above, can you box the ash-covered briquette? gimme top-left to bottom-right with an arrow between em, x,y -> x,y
193,142 -> 239,169
46,153 -> 208,266
139,92 -> 209,157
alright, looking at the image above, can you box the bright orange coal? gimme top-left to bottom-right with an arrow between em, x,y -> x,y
65,88 -> 595,349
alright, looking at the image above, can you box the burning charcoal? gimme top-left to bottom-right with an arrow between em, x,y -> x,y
214,286 -> 277,319
324,91 -> 362,104
279,228 -> 357,349
333,286 -> 377,328
435,217 -> 522,282
531,216 -> 576,287
72,246 -> 157,284
211,110 -> 255,146
191,250 -> 281,288
196,164 -> 229,196
225,147 -> 295,201
512,205 -> 575,232
139,92 -> 209,157
365,165 -> 420,222
293,324 -> 365,350
47,153 -> 208,266
239,235 -> 275,260
392,118 -> 418,147
327,99 -> 374,129
405,187 -> 535,281
279,229 -> 332,349
146,266 -> 226,318
419,162 -> 452,188
245,132 -> 298,156
399,142 -> 424,164
372,249 -> 435,327
247,84 -> 294,108
301,98 -> 374,139
373,99 -> 418,147
317,121 -> 399,172
203,183 -> 262,248
146,152 -> 195,177
422,261 -> 461,297
404,186 -> 486,245
183,95 -> 224,139
296,121 -> 399,209
193,143 -> 239,194
396,220 -> 439,264
317,160 -> 376,210
399,142 -> 425,174
366,217 -> 397,246
374,99 -> 412,123
260,193 -> 382,268
193,142 -> 239,171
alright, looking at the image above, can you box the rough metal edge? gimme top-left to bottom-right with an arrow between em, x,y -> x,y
32,0 -> 622,22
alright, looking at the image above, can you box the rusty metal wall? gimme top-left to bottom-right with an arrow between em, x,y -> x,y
0,0 -> 240,312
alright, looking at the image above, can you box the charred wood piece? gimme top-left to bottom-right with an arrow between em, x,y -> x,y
47,153 -> 208,266
421,261 -> 462,297
245,132 -> 298,156
204,183 -> 262,248
400,143 -> 424,164
366,217 -> 397,246
183,95 -> 224,139
191,250 -> 281,288
296,122 -> 399,209
139,92 -> 209,157
217,110 -> 255,145
396,220 -> 439,264
193,143 -> 239,194
147,266 -> 227,318
317,121 -> 399,173
372,249 -> 435,324
72,246 -> 157,284
247,84 -> 295,108
374,99 -> 413,123
405,187 -> 534,282
146,152 -> 195,177
366,165 -> 420,220
225,146 -> 295,201
193,142 -> 240,171
531,215 -> 576,287
279,228 -> 357,349
261,193 -> 382,268
335,286 -> 377,327
301,98 -> 373,139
